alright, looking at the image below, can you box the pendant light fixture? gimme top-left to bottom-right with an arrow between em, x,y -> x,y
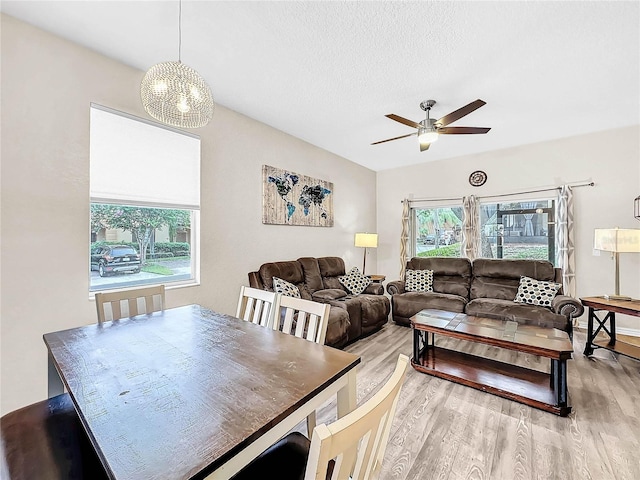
141,0 -> 214,129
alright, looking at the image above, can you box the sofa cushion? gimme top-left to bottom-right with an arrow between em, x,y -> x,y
259,261 -> 312,299
273,277 -> 301,298
465,298 -> 567,330
407,257 -> 471,298
297,257 -> 324,293
405,269 -> 433,292
392,292 -> 467,320
472,258 -> 556,280
318,257 -> 346,277
317,257 -> 350,291
339,267 -> 372,295
514,276 -> 561,307
470,258 -> 556,300
312,289 -> 348,301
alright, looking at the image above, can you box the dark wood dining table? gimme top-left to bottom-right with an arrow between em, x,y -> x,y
44,304 -> 360,479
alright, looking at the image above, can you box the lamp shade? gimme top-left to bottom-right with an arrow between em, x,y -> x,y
354,233 -> 378,248
594,228 -> 640,253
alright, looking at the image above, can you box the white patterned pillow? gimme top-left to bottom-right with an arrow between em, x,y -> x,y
514,276 -> 561,307
338,267 -> 372,295
405,269 -> 434,293
273,277 -> 301,298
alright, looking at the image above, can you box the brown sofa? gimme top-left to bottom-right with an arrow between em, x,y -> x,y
387,257 -> 584,340
249,257 -> 390,348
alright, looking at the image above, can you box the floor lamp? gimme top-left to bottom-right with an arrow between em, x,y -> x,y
594,228 -> 640,301
354,233 -> 378,275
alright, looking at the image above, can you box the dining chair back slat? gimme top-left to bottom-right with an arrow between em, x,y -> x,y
95,285 -> 165,323
236,286 -> 277,328
273,295 -> 330,345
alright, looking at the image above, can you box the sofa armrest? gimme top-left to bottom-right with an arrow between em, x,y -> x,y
363,283 -> 384,295
386,281 -> 405,295
552,295 -> 584,318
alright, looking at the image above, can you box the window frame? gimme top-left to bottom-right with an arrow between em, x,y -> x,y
89,104 -> 201,293
410,204 -> 464,259
409,195 -> 557,265
478,196 -> 556,265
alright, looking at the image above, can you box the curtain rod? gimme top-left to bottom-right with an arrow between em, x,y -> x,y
403,181 -> 595,204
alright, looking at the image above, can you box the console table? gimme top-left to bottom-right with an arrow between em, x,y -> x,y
581,296 -> 640,360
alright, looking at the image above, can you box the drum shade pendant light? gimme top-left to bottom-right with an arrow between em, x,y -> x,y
141,0 -> 213,128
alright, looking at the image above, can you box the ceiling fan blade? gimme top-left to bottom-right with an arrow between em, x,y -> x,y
371,132 -> 417,145
436,99 -> 486,127
420,142 -> 430,152
438,126 -> 491,134
385,114 -> 422,129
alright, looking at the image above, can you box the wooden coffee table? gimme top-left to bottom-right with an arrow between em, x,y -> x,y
410,309 -> 574,416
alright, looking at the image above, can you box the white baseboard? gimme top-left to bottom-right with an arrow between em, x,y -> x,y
577,322 -> 640,338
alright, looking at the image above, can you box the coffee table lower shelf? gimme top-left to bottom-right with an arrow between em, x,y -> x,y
412,346 -> 572,416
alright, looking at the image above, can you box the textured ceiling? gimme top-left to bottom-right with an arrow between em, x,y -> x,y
2,1 -> 639,171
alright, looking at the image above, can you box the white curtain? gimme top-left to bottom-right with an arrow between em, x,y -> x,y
522,202 -> 536,236
462,195 -> 481,260
400,199 -> 410,279
556,185 -> 576,297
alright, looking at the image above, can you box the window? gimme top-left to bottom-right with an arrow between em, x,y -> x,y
479,199 -> 556,264
412,206 -> 463,258
89,104 -> 200,292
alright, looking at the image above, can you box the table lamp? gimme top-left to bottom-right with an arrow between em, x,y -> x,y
354,233 -> 378,275
594,228 -> 640,301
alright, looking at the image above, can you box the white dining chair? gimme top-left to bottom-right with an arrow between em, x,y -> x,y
272,295 -> 331,435
95,285 -> 165,323
231,354 -> 410,480
235,286 -> 278,328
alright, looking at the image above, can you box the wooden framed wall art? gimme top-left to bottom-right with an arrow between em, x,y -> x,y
262,165 -> 334,227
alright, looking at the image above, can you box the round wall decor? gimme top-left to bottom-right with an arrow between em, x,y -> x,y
469,170 -> 487,187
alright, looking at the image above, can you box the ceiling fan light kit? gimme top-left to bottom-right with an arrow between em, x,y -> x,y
372,98 -> 490,152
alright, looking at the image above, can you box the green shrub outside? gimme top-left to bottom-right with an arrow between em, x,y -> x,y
153,242 -> 190,256
90,241 -> 189,257
417,244 -> 462,257
416,244 -> 550,261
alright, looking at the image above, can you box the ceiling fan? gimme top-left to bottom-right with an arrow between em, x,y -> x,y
372,99 -> 490,152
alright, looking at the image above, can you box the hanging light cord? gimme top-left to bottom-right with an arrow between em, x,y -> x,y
178,0 -> 182,63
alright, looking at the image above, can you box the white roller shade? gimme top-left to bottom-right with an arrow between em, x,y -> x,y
90,105 -> 200,209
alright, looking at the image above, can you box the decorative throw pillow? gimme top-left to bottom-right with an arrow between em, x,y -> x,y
338,267 -> 372,295
273,277 -> 301,298
514,276 -> 561,307
405,269 -> 434,293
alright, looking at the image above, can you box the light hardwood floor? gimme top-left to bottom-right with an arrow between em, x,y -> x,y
300,323 -> 640,480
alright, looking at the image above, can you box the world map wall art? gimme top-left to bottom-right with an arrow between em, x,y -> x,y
262,165 -> 334,227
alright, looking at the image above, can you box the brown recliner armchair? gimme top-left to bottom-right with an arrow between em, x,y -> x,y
249,256 -> 390,347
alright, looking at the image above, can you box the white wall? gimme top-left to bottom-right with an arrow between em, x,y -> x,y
0,15 -> 377,414
377,126 -> 640,331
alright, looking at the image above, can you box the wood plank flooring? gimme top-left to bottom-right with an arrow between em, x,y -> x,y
296,323 -> 640,480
